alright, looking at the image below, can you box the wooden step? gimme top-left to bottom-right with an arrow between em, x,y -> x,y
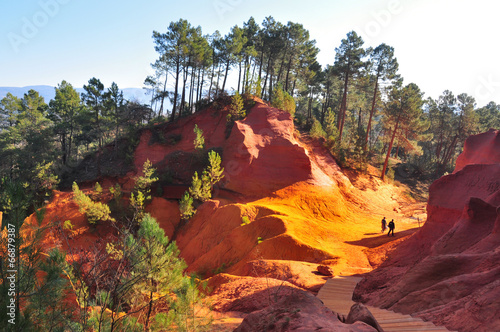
317,277 -> 456,332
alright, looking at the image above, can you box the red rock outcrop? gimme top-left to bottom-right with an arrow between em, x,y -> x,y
454,128 -> 500,172
355,129 -> 500,332
207,275 -> 379,331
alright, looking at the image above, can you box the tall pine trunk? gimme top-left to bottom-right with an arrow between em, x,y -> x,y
338,69 -> 350,143
171,58 -> 180,122
221,58 -> 230,94
365,72 -> 380,150
159,73 -> 168,118
381,116 -> 400,180
237,59 -> 242,94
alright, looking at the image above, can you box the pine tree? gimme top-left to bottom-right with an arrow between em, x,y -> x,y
381,82 -> 425,180
333,31 -> 366,143
189,171 -> 211,202
72,182 -> 113,225
127,214 -> 186,331
227,91 -> 245,121
365,44 -> 399,149
193,124 -> 205,150
179,192 -> 195,220
205,150 -> 224,187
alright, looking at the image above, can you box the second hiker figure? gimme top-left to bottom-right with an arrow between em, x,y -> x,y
381,217 -> 387,233
388,219 -> 395,236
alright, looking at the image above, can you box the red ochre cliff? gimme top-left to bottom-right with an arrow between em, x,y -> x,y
354,129 -> 500,332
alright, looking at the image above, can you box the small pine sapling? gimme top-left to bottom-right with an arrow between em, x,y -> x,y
205,150 -> 224,187
227,91 -> 245,122
193,124 -> 205,150
179,192 -> 195,220
188,172 -> 211,202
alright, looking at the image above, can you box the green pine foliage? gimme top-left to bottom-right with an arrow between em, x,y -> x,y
205,150 -> 225,186
271,84 -> 285,110
179,192 -> 195,220
94,182 -> 103,195
164,275 -> 213,331
255,76 -> 262,97
134,159 -> 159,201
32,161 -> 59,202
227,91 -> 246,122
25,249 -> 75,330
324,108 -> 339,139
284,92 -> 296,116
181,150 -> 224,220
272,83 -> 296,116
189,171 -> 211,202
309,119 -> 326,139
193,124 -> 205,150
72,182 -> 114,225
127,213 -> 187,331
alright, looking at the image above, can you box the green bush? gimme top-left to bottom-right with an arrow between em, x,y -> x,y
63,220 -> 74,230
179,192 -> 195,220
188,171 -> 211,202
309,119 -> 326,139
240,216 -> 250,226
72,182 -> 114,225
193,124 -> 205,150
227,91 -> 246,122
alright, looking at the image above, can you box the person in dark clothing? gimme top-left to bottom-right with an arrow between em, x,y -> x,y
381,217 -> 387,233
388,220 -> 395,236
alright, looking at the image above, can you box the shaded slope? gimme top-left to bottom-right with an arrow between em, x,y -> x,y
355,129 -> 500,332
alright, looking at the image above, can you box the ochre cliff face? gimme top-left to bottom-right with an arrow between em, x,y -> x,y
454,128 -> 500,173
133,100 -> 346,198
355,129 -> 500,332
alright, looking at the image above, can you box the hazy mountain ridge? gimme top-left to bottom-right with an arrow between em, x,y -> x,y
0,85 -> 150,104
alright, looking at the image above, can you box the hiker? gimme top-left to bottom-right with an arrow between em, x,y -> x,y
388,219 -> 395,236
381,217 -> 387,233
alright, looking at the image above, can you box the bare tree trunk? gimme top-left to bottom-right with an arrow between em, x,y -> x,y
159,73 -> 168,119
338,67 -> 350,144
171,59 -> 180,122
221,58 -> 230,94
365,73 -> 379,150
381,116 -> 400,180
237,59 -> 242,94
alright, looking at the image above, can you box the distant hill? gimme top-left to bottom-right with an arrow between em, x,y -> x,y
0,85 -> 150,105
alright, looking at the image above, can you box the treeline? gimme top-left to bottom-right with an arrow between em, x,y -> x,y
2,17 -> 498,186
0,79 -> 152,184
147,17 -> 499,178
146,16 -> 319,120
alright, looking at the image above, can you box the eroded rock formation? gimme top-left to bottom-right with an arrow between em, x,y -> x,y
355,129 -> 500,332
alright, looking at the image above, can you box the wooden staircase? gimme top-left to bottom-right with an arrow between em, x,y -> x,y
317,276 -> 456,332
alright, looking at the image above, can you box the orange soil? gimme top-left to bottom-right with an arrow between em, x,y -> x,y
13,101 -> 428,329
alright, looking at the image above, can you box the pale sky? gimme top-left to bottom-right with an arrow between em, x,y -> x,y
0,0 -> 499,107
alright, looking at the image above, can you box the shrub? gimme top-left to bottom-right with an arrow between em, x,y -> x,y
272,83 -> 295,116
63,220 -> 74,230
188,172 -> 211,202
32,161 -> 59,201
309,119 -> 326,139
193,124 -> 205,150
179,192 -> 195,220
134,159 -> 158,201
109,183 -> 122,203
72,182 -> 113,225
240,216 -> 250,226
205,150 -> 224,186
227,91 -> 245,122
